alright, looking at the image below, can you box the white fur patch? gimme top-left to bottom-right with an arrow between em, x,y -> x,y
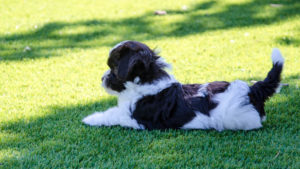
82,107 -> 143,129
272,48 -> 284,65
156,57 -> 172,70
153,47 -> 162,55
182,80 -> 262,131
275,83 -> 283,93
181,112 -> 212,129
133,77 -> 140,84
261,116 -> 267,122
195,83 -> 208,97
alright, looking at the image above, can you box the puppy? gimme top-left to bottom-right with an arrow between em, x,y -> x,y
82,41 -> 284,131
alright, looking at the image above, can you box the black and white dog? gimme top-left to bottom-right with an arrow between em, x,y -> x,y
82,41 -> 284,131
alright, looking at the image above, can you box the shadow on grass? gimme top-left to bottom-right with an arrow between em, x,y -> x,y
275,36 -> 300,47
0,0 -> 299,61
0,97 -> 117,168
0,74 -> 299,168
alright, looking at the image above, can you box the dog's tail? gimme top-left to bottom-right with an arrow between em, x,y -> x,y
249,48 -> 284,118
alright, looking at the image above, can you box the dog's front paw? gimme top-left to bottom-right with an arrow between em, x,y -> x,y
82,112 -> 104,126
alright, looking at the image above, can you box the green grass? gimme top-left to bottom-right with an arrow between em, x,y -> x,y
0,0 -> 299,168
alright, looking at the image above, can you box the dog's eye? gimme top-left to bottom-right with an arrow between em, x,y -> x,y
108,62 -> 115,69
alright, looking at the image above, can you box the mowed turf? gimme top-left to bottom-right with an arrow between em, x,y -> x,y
0,0 -> 299,168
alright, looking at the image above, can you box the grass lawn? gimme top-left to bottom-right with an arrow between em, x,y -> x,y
0,0 -> 299,168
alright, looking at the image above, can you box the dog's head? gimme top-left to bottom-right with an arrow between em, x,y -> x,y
102,41 -> 170,95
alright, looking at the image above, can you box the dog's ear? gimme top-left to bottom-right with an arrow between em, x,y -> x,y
117,43 -> 151,81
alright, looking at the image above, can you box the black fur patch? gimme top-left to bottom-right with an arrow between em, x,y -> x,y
132,83 -> 196,130
182,84 -> 201,97
188,97 -> 217,116
249,63 -> 283,117
207,81 -> 230,95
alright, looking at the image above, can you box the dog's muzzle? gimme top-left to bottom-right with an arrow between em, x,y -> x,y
101,70 -> 111,89
102,70 -> 110,82
101,70 -> 121,96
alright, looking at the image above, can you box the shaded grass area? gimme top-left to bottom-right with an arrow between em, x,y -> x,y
0,0 -> 299,61
0,0 -> 300,168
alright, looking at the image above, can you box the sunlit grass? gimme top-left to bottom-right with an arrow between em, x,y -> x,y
0,0 -> 299,168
